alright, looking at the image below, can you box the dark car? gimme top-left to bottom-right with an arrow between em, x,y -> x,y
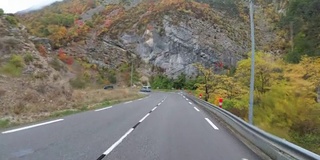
104,85 -> 114,90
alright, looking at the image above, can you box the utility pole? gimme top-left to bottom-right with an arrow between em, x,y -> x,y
249,0 -> 255,124
131,60 -> 133,88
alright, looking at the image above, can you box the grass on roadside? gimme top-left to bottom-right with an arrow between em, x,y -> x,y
49,93 -> 145,119
0,119 -> 10,128
0,89 -> 146,129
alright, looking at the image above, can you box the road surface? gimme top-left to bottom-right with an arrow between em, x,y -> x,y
0,92 -> 261,160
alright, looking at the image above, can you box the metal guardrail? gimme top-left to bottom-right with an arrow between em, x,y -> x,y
185,94 -> 320,160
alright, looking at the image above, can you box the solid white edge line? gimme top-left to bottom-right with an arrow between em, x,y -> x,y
2,119 -> 64,134
124,101 -> 132,104
194,107 -> 200,112
139,113 -> 150,123
205,118 -> 219,130
95,106 -> 113,112
152,107 -> 157,111
137,98 -> 143,101
103,128 -> 134,155
189,102 -> 192,105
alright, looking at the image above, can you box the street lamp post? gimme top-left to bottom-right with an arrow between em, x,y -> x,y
249,0 -> 255,124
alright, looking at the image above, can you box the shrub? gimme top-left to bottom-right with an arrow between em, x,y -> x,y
0,54 -> 24,76
24,53 -> 34,64
5,15 -> 18,26
49,58 -> 64,71
70,77 -> 87,89
13,102 -> 24,115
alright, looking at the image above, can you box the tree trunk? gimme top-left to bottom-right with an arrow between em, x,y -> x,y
205,84 -> 209,102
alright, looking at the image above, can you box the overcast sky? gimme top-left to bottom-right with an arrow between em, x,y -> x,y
0,0 -> 63,13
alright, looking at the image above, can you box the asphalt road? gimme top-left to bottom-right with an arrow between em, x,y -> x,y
0,92 -> 261,160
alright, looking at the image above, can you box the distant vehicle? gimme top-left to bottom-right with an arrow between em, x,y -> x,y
104,85 -> 114,90
140,86 -> 151,92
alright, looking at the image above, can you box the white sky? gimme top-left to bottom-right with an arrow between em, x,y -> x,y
0,0 -> 63,13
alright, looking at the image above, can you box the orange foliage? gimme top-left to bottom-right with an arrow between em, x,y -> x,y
37,45 -> 47,57
58,49 -> 67,61
58,48 -> 73,65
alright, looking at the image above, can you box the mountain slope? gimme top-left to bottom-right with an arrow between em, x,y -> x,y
0,14 -> 73,123
17,0 -> 281,77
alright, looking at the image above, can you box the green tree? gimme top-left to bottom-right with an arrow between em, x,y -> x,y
173,73 -> 186,89
0,8 -> 4,16
280,0 -> 320,62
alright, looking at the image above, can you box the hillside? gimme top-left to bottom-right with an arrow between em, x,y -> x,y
17,0 -> 283,77
0,13 -> 73,123
0,12 -> 142,126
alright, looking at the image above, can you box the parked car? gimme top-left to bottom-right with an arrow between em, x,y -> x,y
140,86 -> 151,92
104,85 -> 114,90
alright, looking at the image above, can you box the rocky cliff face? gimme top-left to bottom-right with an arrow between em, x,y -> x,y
18,0 -> 279,78
116,15 -> 246,77
92,1 -> 275,77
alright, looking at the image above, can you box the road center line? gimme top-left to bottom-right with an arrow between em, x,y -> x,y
194,107 -> 200,112
139,113 -> 150,123
102,128 -> 134,156
95,106 -> 113,112
157,103 -> 161,106
205,118 -> 219,130
2,119 -> 64,134
152,107 -> 157,111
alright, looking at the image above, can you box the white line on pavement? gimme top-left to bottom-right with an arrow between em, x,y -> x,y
124,101 -> 132,104
139,113 -> 150,123
186,98 -> 189,101
189,102 -> 192,105
205,118 -> 219,130
103,128 -> 134,156
158,103 -> 161,106
2,119 -> 64,134
152,107 -> 157,111
137,98 -> 143,101
194,107 -> 200,112
95,106 -> 113,112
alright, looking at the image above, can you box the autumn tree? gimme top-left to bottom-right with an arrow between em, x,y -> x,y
194,63 -> 215,101
235,52 -> 283,93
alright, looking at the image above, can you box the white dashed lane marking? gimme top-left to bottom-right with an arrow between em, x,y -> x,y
95,106 -> 113,112
205,118 -> 219,130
